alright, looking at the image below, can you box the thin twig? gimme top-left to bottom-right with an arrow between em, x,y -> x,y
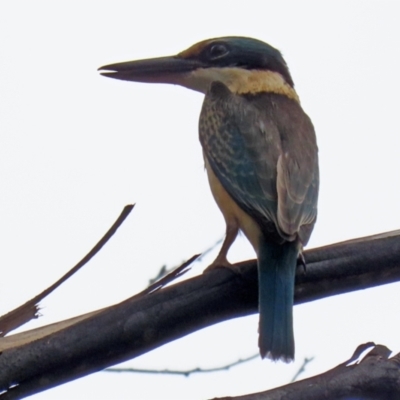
196,236 -> 223,263
104,353 -> 259,377
137,254 -> 200,297
148,237 -> 223,285
291,357 -> 315,382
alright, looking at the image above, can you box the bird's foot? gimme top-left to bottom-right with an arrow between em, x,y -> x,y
203,256 -> 235,274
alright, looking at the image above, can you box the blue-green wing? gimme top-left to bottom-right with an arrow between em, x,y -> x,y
199,81 -> 318,244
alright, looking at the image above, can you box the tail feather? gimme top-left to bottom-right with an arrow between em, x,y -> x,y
258,239 -> 298,362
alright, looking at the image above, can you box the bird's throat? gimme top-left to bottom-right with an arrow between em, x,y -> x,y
183,68 -> 299,102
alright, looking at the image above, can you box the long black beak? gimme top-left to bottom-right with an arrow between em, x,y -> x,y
98,56 -> 204,84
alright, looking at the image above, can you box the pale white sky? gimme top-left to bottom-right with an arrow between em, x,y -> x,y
1,1 -> 400,399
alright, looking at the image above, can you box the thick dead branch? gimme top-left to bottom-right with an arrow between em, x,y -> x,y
212,343 -> 400,400
0,231 -> 400,398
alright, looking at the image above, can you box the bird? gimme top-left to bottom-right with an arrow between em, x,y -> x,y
99,36 -> 319,362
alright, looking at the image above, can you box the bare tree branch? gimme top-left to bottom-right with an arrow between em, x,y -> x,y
0,204 -> 135,336
212,343 -> 400,400
0,231 -> 400,398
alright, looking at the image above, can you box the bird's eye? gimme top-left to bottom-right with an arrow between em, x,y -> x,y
209,44 -> 229,59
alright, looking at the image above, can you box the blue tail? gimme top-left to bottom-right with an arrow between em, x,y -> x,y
258,239 -> 298,362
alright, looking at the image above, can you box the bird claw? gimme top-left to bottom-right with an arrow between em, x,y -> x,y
203,257 -> 235,274
203,257 -> 232,274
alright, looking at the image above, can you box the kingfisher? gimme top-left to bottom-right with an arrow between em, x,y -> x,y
99,37 -> 319,362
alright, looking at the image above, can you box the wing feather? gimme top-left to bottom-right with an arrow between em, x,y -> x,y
200,81 -> 318,245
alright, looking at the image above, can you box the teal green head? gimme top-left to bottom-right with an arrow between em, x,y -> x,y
99,37 -> 295,94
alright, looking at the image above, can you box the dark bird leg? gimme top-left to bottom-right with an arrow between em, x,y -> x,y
205,222 -> 239,271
